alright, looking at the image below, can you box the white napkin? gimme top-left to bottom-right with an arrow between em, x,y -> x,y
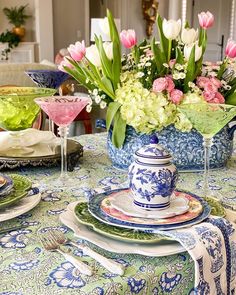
0,129 -> 60,157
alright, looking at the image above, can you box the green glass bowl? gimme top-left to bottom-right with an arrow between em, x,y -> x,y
0,87 -> 56,131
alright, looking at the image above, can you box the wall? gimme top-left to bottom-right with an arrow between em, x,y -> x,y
0,0 -> 35,41
52,0 -> 86,55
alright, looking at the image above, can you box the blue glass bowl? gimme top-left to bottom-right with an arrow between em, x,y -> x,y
25,70 -> 69,89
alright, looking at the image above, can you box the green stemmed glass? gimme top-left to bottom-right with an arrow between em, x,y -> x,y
178,103 -> 236,202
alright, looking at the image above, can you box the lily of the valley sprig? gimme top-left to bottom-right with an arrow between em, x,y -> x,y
59,9 -> 236,148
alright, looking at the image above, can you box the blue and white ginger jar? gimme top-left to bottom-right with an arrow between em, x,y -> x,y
128,136 -> 178,210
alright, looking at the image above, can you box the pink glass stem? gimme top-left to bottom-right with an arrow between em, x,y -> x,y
58,126 -> 68,179
203,137 -> 213,198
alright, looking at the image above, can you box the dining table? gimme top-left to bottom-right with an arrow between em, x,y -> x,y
0,132 -> 236,295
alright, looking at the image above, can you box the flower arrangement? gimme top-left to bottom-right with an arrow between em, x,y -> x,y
59,10 -> 236,148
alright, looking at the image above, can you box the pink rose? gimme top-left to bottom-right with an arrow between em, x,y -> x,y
204,82 -> 218,93
166,77 -> 175,92
58,56 -> 74,72
210,77 -> 222,89
170,89 -> 184,104
214,92 -> 225,104
196,76 -> 210,88
203,90 -> 216,102
153,78 -> 168,93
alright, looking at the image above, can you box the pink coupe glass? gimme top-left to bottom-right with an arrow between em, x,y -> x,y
35,96 -> 91,183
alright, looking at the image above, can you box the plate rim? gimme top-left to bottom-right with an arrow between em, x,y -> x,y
61,201 -> 186,257
88,188 -> 211,231
0,191 -> 41,222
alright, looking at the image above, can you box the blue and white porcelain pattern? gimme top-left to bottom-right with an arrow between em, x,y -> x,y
96,119 -> 236,170
128,137 -> 178,210
88,188 -> 211,231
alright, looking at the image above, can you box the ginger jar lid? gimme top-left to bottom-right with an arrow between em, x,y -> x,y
135,135 -> 172,163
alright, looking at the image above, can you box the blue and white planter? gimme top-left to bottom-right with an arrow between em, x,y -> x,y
128,136 -> 178,210
96,120 -> 236,171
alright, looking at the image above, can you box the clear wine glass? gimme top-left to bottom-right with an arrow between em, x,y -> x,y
178,103 -> 236,202
34,96 -> 91,185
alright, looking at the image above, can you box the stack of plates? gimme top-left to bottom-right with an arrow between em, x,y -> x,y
60,188 -> 212,257
0,173 -> 41,222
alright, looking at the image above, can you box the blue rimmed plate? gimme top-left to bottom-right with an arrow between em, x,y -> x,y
0,174 -> 13,197
88,188 -> 211,231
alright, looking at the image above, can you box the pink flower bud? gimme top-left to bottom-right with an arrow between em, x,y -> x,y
169,59 -> 176,69
198,11 -> 214,29
152,78 -> 168,93
170,89 -> 184,104
225,39 -> 236,59
58,56 -> 74,72
68,40 -> 86,61
120,30 -> 137,49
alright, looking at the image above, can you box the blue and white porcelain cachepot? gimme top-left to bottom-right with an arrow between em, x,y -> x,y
128,136 -> 178,210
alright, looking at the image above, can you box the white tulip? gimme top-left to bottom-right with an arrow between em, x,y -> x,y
184,43 -> 202,62
103,42 -> 113,60
86,45 -> 101,67
163,19 -> 181,40
181,28 -> 198,45
99,17 -> 110,37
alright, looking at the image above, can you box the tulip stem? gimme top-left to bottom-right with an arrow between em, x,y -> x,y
168,39 -> 172,62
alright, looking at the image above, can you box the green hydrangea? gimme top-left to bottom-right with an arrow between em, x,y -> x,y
115,72 -> 180,134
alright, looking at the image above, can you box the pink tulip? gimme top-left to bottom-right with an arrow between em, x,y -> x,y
58,56 -> 74,72
198,11 -> 214,29
68,40 -> 86,61
120,30 -> 137,49
170,89 -> 184,104
225,39 -> 236,59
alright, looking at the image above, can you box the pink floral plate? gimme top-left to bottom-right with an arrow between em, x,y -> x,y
101,190 -> 203,226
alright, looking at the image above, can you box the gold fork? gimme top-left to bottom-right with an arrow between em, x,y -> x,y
48,229 -> 125,275
38,232 -> 93,276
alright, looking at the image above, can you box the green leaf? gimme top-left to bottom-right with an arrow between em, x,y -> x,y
175,47 -> 184,65
225,83 -> 236,98
112,111 -> 127,148
112,39 -> 121,89
194,56 -> 203,79
106,101 -> 121,131
156,14 -> 168,62
184,45 -> 196,92
151,37 -> 165,74
107,9 -> 120,43
217,59 -> 227,79
94,36 -> 113,80
101,76 -> 114,94
225,91 -> 236,105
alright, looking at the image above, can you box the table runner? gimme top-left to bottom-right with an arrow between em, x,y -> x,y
0,132 -> 235,294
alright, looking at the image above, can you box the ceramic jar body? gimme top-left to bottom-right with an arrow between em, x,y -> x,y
128,144 -> 178,210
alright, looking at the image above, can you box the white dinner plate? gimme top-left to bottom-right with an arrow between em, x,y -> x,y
0,191 -> 41,222
59,201 -> 186,257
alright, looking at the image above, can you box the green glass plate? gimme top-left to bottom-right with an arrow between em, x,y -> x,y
0,174 -> 32,209
205,197 -> 226,217
74,202 -> 173,244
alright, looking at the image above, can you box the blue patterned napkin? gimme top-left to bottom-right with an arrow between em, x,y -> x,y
152,217 -> 236,294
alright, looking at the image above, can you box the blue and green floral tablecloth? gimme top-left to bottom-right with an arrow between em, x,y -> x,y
0,132 -> 236,295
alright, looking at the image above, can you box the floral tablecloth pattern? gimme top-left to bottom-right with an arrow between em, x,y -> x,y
0,132 -> 236,295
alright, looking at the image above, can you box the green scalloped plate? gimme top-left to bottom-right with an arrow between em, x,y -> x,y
205,197 -> 226,217
0,174 -> 32,209
74,202 -> 173,244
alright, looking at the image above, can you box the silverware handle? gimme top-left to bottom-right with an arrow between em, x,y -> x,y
70,241 -> 125,275
57,249 -> 93,276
